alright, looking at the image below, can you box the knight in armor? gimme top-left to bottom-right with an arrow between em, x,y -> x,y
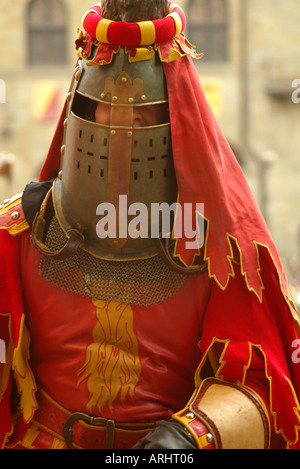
0,0 -> 300,450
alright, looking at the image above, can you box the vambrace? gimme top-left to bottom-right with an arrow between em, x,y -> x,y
172,378 -> 271,449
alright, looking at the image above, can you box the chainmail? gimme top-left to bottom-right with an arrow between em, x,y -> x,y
39,217 -> 188,306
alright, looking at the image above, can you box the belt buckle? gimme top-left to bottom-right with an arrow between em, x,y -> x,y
62,412 -> 115,449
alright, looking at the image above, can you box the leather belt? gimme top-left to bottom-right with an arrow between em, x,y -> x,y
33,388 -> 156,449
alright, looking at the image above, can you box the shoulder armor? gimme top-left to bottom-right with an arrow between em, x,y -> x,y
0,193 -> 30,236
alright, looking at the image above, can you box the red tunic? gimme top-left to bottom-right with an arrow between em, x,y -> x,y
19,231 -> 212,422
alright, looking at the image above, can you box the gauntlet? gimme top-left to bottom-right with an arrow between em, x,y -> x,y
172,378 -> 270,449
133,378 -> 270,449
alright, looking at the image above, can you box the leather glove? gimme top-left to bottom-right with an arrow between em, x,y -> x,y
132,420 -> 197,449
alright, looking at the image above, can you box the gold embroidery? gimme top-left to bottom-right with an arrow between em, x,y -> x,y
77,300 -> 141,413
19,422 -> 40,449
12,318 -> 38,423
51,437 -> 66,449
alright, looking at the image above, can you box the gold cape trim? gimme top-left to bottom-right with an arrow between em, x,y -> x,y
195,337 -> 300,447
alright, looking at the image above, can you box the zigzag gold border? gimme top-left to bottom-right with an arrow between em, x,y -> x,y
194,337 -> 300,448
0,312 -> 14,449
171,203 -> 298,324
12,315 -> 38,423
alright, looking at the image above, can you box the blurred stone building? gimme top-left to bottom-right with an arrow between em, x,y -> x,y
0,0 -> 92,196
0,0 -> 300,283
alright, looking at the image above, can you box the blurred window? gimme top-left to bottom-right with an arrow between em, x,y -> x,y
27,0 -> 67,65
186,0 -> 228,62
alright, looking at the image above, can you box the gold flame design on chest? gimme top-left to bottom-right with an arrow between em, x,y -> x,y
77,299 -> 141,413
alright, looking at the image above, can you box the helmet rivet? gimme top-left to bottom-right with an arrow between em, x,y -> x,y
141,95 -> 147,101
121,76 -> 127,83
100,93 -> 106,99
128,131 -> 132,137
112,96 -> 118,102
58,170 -> 63,180
111,130 -> 116,136
61,145 -> 65,156
128,97 -> 134,103
11,211 -> 20,220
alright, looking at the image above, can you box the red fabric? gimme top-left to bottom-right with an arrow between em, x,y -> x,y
154,17 -> 176,43
163,55 -> 289,299
82,2 -> 185,46
171,4 -> 186,30
200,247 -> 300,445
152,18 -> 173,43
17,232 -> 211,422
38,96 -> 66,182
1,230 -> 300,448
93,43 -> 120,65
0,231 -> 24,448
84,5 -> 102,38
0,231 -> 23,349
108,22 -> 141,47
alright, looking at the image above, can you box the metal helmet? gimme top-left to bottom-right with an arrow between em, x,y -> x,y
52,1 -> 178,261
